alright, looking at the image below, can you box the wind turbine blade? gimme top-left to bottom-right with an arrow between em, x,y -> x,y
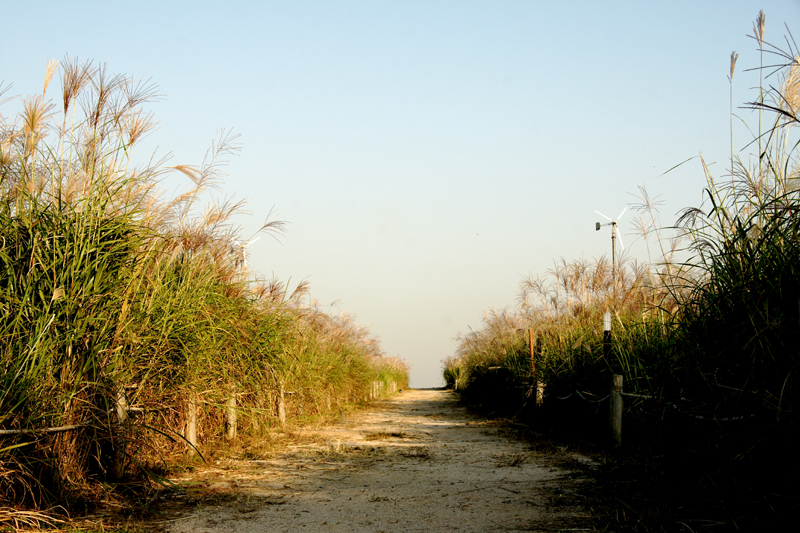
595,210 -> 612,221
617,206 -> 628,221
616,226 -> 625,251
246,236 -> 261,246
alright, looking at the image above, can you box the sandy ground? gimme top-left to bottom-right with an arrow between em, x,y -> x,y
164,389 -> 593,533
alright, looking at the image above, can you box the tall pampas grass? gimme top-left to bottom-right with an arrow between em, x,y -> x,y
0,58 -> 407,517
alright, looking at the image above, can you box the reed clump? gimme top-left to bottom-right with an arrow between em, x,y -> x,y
446,19 -> 800,424
444,255 -> 681,411
0,58 -> 407,519
445,15 -> 800,529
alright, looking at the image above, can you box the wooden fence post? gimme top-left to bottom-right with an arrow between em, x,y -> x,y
528,329 -> 546,406
225,389 -> 237,440
610,374 -> 623,448
115,388 -> 129,425
278,382 -> 286,429
528,328 -> 535,378
113,388 -> 129,478
186,393 -> 198,454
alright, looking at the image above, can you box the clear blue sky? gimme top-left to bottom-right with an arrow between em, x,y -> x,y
3,1 -> 798,387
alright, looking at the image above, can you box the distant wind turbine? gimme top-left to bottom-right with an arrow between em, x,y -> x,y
595,207 -> 627,299
234,236 -> 260,271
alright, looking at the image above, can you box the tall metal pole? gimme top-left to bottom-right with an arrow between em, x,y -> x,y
596,211 -> 624,305
611,221 -> 617,302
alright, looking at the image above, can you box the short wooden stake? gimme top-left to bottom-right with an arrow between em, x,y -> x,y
186,394 -> 198,454
528,329 -> 545,406
278,383 -> 286,428
610,374 -> 623,449
115,388 -> 129,425
528,328 -> 535,378
225,392 -> 237,440
113,388 -> 129,479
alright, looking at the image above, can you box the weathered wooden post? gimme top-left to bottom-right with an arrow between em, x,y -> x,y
277,382 -> 286,429
115,388 -> 129,425
186,393 -> 198,454
610,374 -> 623,448
528,329 -> 545,406
528,328 -> 535,378
225,388 -> 237,440
113,387 -> 129,478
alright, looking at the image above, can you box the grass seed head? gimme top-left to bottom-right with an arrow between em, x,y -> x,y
754,10 -> 766,47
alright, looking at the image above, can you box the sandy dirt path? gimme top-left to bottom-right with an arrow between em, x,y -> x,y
165,389 -> 590,532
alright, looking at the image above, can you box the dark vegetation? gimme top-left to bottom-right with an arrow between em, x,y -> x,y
445,13 -> 800,531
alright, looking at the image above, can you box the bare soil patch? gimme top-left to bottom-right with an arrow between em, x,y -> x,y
157,389 -> 592,532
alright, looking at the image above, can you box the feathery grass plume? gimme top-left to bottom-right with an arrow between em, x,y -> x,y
754,10 -> 767,187
730,51 -> 739,188
60,56 -> 94,117
41,60 -> 58,98
729,51 -> 739,79
781,56 -> 800,112
754,10 -> 766,48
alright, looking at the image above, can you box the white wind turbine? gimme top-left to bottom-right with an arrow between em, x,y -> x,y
595,207 -> 627,297
234,236 -> 260,272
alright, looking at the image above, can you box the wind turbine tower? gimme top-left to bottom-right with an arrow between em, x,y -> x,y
234,236 -> 260,272
595,207 -> 627,300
